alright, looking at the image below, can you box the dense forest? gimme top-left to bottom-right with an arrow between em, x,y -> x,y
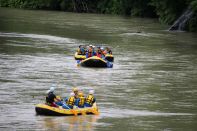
0,0 -> 197,32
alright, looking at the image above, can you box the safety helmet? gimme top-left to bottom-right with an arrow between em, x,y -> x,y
89,44 -> 93,47
50,87 -> 55,92
46,90 -> 50,94
100,47 -> 104,50
78,92 -> 84,97
70,92 -> 75,97
89,90 -> 94,94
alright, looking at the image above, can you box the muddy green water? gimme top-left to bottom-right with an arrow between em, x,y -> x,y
0,8 -> 197,131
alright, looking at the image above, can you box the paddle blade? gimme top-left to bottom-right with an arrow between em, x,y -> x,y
90,108 -> 99,115
71,109 -> 78,116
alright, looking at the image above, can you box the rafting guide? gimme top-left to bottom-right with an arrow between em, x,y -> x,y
45,87 -> 61,107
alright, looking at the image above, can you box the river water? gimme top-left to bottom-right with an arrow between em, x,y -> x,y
0,8 -> 197,131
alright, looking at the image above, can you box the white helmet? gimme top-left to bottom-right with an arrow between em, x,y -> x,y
46,90 -> 50,94
89,90 -> 94,94
50,87 -> 55,92
70,92 -> 75,97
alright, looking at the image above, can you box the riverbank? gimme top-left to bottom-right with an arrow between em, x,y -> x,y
0,0 -> 197,32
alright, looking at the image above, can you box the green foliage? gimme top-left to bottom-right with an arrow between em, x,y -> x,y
0,0 -> 197,31
189,0 -> 197,32
0,0 -> 8,7
150,0 -> 188,24
188,12 -> 197,32
191,0 -> 197,11
96,0 -> 156,17
0,0 -> 63,9
97,0 -> 122,14
129,0 -> 156,17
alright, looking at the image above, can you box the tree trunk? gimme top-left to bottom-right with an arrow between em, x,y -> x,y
169,7 -> 193,31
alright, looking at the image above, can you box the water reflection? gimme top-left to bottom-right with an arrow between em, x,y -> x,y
41,115 -> 99,131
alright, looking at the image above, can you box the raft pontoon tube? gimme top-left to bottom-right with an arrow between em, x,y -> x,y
105,54 -> 114,62
74,52 -> 86,60
74,52 -> 114,62
79,56 -> 113,68
35,103 -> 99,116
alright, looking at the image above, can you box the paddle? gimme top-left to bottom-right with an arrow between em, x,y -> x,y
62,103 -> 78,116
87,108 -> 99,115
77,60 -> 81,67
91,108 -> 99,115
71,109 -> 78,116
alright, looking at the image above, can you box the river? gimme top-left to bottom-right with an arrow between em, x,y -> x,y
0,7 -> 197,131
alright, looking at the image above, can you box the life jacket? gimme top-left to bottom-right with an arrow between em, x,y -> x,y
78,97 -> 85,107
88,48 -> 93,57
97,52 -> 102,58
85,94 -> 94,106
103,50 -> 107,55
77,48 -> 81,54
66,96 -> 75,107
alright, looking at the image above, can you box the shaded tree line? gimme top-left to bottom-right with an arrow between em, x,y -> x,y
0,0 -> 197,32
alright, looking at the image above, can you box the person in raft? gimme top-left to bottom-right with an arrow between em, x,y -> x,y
96,47 -> 105,59
84,90 -> 96,107
86,45 -> 96,58
75,92 -> 85,108
77,45 -> 85,55
46,87 -> 61,107
62,92 -> 76,109
104,47 -> 112,55
73,87 -> 79,99
96,46 -> 102,58
63,87 -> 78,106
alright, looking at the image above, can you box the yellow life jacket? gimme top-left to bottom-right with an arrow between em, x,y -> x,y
85,94 -> 94,105
78,97 -> 85,106
67,96 -> 75,106
77,49 -> 82,54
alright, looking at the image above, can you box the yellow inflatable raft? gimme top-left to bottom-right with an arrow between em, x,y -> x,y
105,54 -> 114,62
74,52 -> 86,60
35,103 -> 99,116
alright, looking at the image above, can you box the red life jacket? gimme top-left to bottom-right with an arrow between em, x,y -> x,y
87,52 -> 92,57
96,53 -> 101,58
